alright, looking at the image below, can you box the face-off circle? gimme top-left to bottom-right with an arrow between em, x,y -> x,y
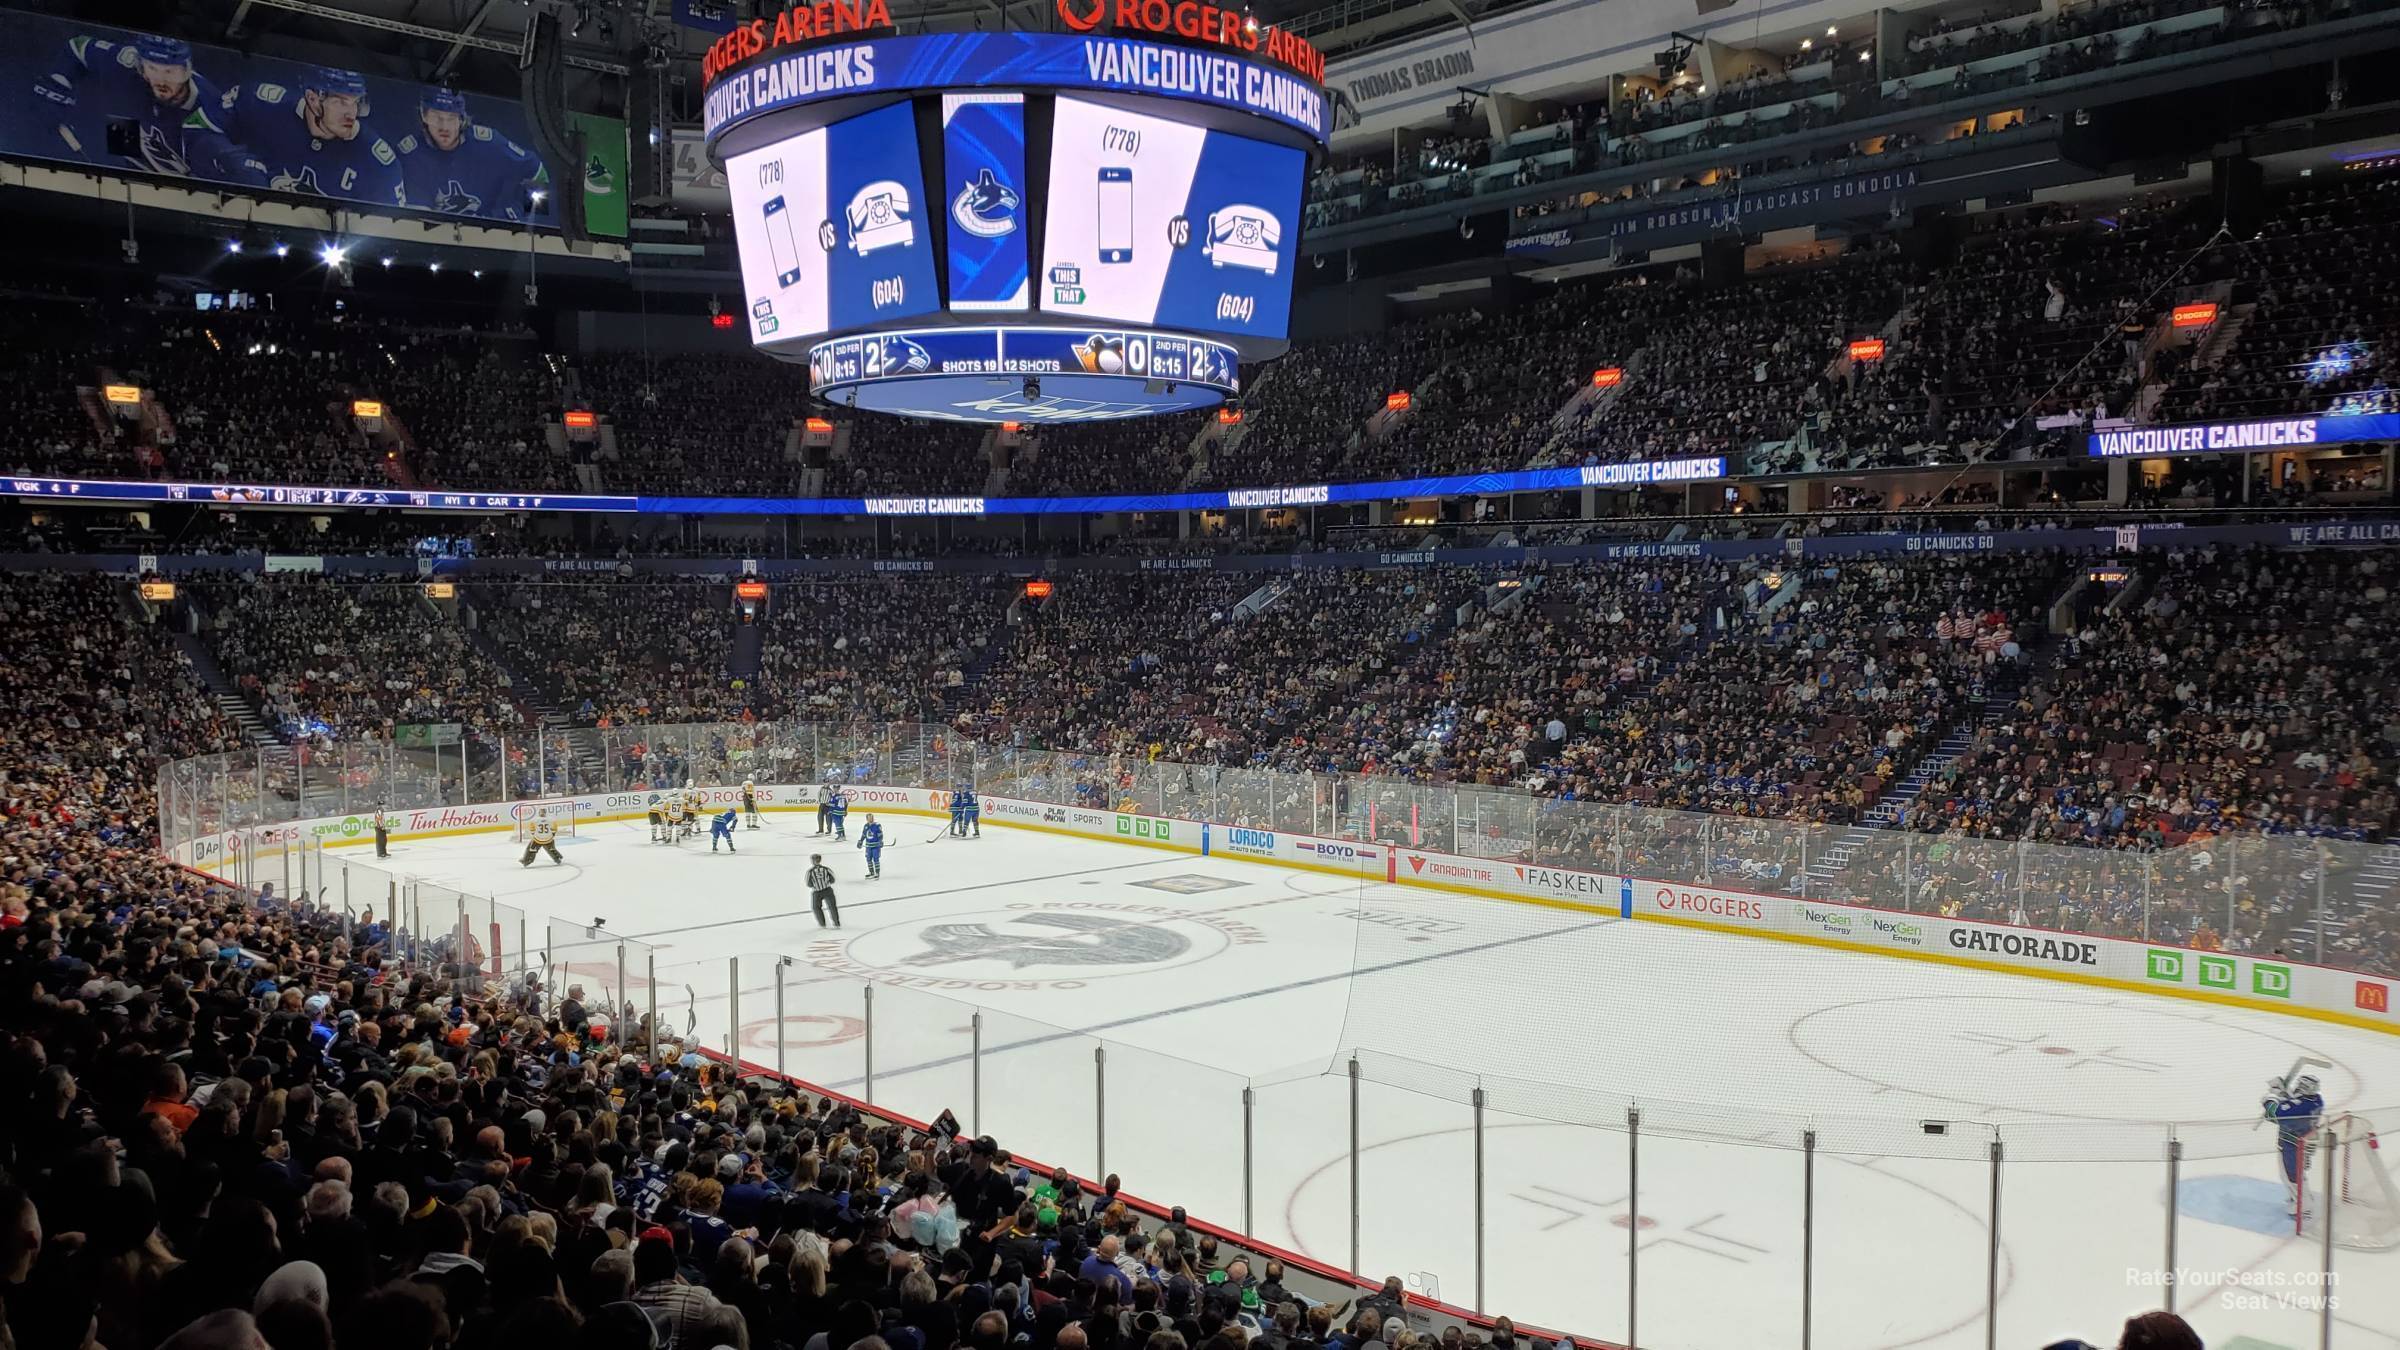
1787,993 -> 2366,1123
1277,1119 -> 2002,1350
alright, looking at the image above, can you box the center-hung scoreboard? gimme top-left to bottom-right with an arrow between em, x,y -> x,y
702,0 -> 1329,423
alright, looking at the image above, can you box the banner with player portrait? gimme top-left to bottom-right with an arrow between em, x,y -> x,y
2,10 -> 627,237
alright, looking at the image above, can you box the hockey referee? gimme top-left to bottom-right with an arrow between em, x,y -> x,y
807,854 -> 841,929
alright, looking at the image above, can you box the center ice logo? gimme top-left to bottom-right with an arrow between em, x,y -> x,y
804,902 -> 1262,989
906,912 -> 1190,970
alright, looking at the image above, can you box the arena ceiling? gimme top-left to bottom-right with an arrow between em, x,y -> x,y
157,0 -> 1508,114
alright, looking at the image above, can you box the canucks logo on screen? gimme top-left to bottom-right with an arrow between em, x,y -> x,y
876,335 -> 932,376
952,169 -> 1018,238
941,93 -> 1030,311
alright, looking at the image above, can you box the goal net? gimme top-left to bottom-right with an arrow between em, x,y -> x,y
2298,1113 -> 2400,1251
512,799 -> 580,843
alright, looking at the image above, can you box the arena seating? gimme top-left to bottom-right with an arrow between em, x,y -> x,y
3,173 -> 2393,501
201,576 -> 536,749
474,582 -> 742,728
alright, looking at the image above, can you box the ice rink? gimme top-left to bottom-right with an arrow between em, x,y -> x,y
359,807 -> 2400,1350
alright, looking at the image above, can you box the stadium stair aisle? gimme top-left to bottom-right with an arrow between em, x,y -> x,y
167,622 -> 286,748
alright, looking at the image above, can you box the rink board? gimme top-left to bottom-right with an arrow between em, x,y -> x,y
171,782 -> 2398,1034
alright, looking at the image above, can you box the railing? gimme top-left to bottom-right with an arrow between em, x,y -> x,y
157,721 -> 2400,1350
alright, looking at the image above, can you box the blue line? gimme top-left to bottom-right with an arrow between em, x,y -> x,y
823,911 -> 1622,1093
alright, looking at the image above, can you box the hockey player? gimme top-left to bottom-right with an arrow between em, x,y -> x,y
961,785 -> 981,838
857,814 -> 884,878
710,807 -> 739,854
220,66 -> 406,207
949,786 -> 969,838
648,796 -> 669,844
826,785 -> 849,841
397,87 -> 549,222
32,33 -> 258,183
742,775 -> 762,829
684,778 -> 706,818
520,812 -> 564,867
664,795 -> 689,843
2269,1073 -> 2326,1212
807,854 -> 841,929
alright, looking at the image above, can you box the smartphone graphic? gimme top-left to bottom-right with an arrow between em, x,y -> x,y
763,194 -> 804,289
1098,167 -> 1133,264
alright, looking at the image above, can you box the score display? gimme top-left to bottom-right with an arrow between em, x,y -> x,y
726,102 -> 942,345
1039,96 -> 1305,340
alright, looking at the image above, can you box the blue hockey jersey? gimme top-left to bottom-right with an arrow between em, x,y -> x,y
219,78 -> 405,207
398,122 -> 549,222
32,35 -> 257,182
2272,1090 -> 2326,1142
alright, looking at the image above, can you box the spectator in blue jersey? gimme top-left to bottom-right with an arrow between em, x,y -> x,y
398,88 -> 551,223
221,66 -> 405,207
29,33 -> 259,183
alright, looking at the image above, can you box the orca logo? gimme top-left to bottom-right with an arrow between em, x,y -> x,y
1056,0 -> 1106,30
909,912 -> 1189,970
951,168 -> 1020,238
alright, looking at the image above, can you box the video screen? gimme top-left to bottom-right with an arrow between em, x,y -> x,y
726,102 -> 940,346
941,93 -> 1029,312
1039,96 -> 1305,341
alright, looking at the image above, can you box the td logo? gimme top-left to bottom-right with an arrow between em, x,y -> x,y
2145,950 -> 2184,981
1115,814 -> 1170,841
2252,962 -> 2292,998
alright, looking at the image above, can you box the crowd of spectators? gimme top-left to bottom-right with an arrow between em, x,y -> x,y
2158,178 -> 2400,424
474,584 -> 741,728
1897,546 -> 2400,846
203,578 -> 535,750
1,812 -> 1509,1350
5,171 -> 2398,503
751,580 -> 1013,724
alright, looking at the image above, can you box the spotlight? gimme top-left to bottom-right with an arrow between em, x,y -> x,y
529,189 -> 548,205
429,261 -> 442,273
273,241 -> 291,258
472,269 -> 484,278
225,238 -> 243,254
1859,48 -> 1872,61
381,256 -> 395,268
1799,37 -> 1812,49
320,243 -> 347,266
1827,24 -> 1838,35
